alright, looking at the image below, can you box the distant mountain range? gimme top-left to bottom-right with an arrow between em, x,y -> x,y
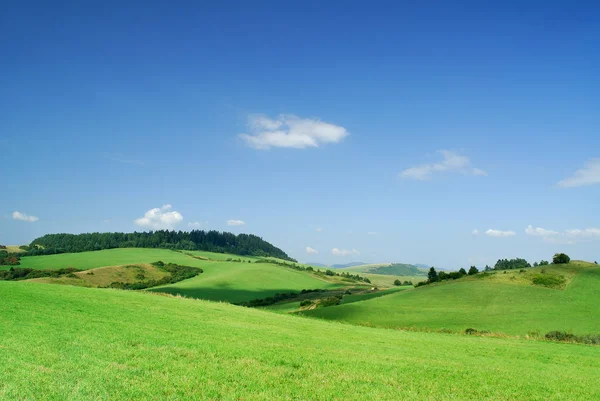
330,262 -> 368,269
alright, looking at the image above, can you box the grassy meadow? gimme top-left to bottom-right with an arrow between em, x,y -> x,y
1,248 -> 352,303
148,259 -> 343,303
302,261 -> 600,336
2,280 -> 599,401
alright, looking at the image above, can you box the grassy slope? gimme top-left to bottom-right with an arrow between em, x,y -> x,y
302,262 -> 600,336
5,248 -> 344,303
1,281 -> 599,401
30,263 -> 170,287
1,248 -> 205,270
148,260 -> 342,303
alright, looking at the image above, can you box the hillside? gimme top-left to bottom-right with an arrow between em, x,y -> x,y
301,261 -> 600,336
1,281 -> 599,400
339,262 -> 427,277
1,248 -> 353,304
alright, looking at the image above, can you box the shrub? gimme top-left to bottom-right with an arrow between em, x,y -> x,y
325,270 -> 335,276
393,279 -> 402,286
531,273 -> 566,288
299,300 -> 312,307
539,260 -> 549,266
468,266 -> 479,275
318,296 -> 342,308
552,253 -> 570,264
465,328 -> 478,335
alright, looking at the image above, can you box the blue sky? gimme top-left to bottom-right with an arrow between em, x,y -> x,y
1,1 -> 599,268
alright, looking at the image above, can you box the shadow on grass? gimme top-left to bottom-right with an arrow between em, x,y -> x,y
146,285 -> 314,304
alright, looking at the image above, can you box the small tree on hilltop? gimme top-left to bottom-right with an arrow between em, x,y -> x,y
553,253 -> 571,264
428,267 -> 438,282
468,266 -> 479,275
458,268 -> 467,276
539,260 -> 549,266
393,279 -> 401,286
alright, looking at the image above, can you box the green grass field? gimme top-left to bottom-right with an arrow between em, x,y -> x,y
148,260 -> 343,303
1,248 -> 207,270
302,261 -> 600,336
2,280 -> 599,400
3,248 -> 348,303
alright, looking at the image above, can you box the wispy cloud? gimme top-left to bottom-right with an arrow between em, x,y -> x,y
188,221 -> 205,229
12,211 -> 39,223
400,150 -> 486,181
485,229 -> 516,238
557,159 -> 600,188
316,227 -> 324,232
306,246 -> 318,254
472,229 -> 479,236
239,114 -> 349,150
227,219 -> 245,226
134,204 -> 183,229
526,225 -> 600,244
331,248 -> 360,256
367,231 -> 377,236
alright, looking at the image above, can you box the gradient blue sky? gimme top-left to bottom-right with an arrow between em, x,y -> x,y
2,1 -> 599,268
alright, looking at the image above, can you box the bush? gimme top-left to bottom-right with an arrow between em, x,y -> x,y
299,300 -> 312,307
468,266 -> 479,275
318,296 -> 342,308
553,253 -> 570,264
393,279 -> 402,286
531,273 -> 566,288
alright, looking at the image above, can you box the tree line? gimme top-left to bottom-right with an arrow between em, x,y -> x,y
27,230 -> 295,261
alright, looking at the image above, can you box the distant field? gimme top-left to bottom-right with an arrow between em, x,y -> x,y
302,261 -> 600,336
2,281 -> 599,400
1,248 -> 353,303
4,245 -> 26,254
148,260 -> 343,303
356,272 -> 426,287
338,262 -> 427,278
1,248 -> 207,271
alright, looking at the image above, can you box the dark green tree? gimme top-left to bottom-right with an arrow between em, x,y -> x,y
468,266 -> 479,275
393,279 -> 402,286
553,253 -> 570,264
458,268 -> 467,276
427,267 -> 438,282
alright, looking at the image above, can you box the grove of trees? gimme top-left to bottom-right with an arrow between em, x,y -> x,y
27,230 -> 295,261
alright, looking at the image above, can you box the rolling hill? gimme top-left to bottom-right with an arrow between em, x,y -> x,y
1,280 -> 599,400
2,248 -> 353,304
301,261 -> 600,336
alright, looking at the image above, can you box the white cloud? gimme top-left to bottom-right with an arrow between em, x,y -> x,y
316,227 -> 323,232
525,225 -> 558,237
188,221 -> 204,229
12,211 -> 39,223
557,159 -> 600,188
400,150 -> 487,180
227,219 -> 245,226
134,204 -> 183,229
367,231 -> 377,236
331,248 -> 360,256
525,225 -> 600,245
485,229 -> 516,238
306,246 -> 318,254
239,114 -> 349,150
472,229 -> 479,236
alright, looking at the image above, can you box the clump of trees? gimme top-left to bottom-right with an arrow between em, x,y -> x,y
28,230 -> 295,261
468,266 -> 479,275
552,253 -> 570,264
394,279 -> 414,286
0,267 -> 81,281
416,266 -> 471,287
0,251 -> 20,266
545,331 -> 600,345
494,258 -> 531,270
